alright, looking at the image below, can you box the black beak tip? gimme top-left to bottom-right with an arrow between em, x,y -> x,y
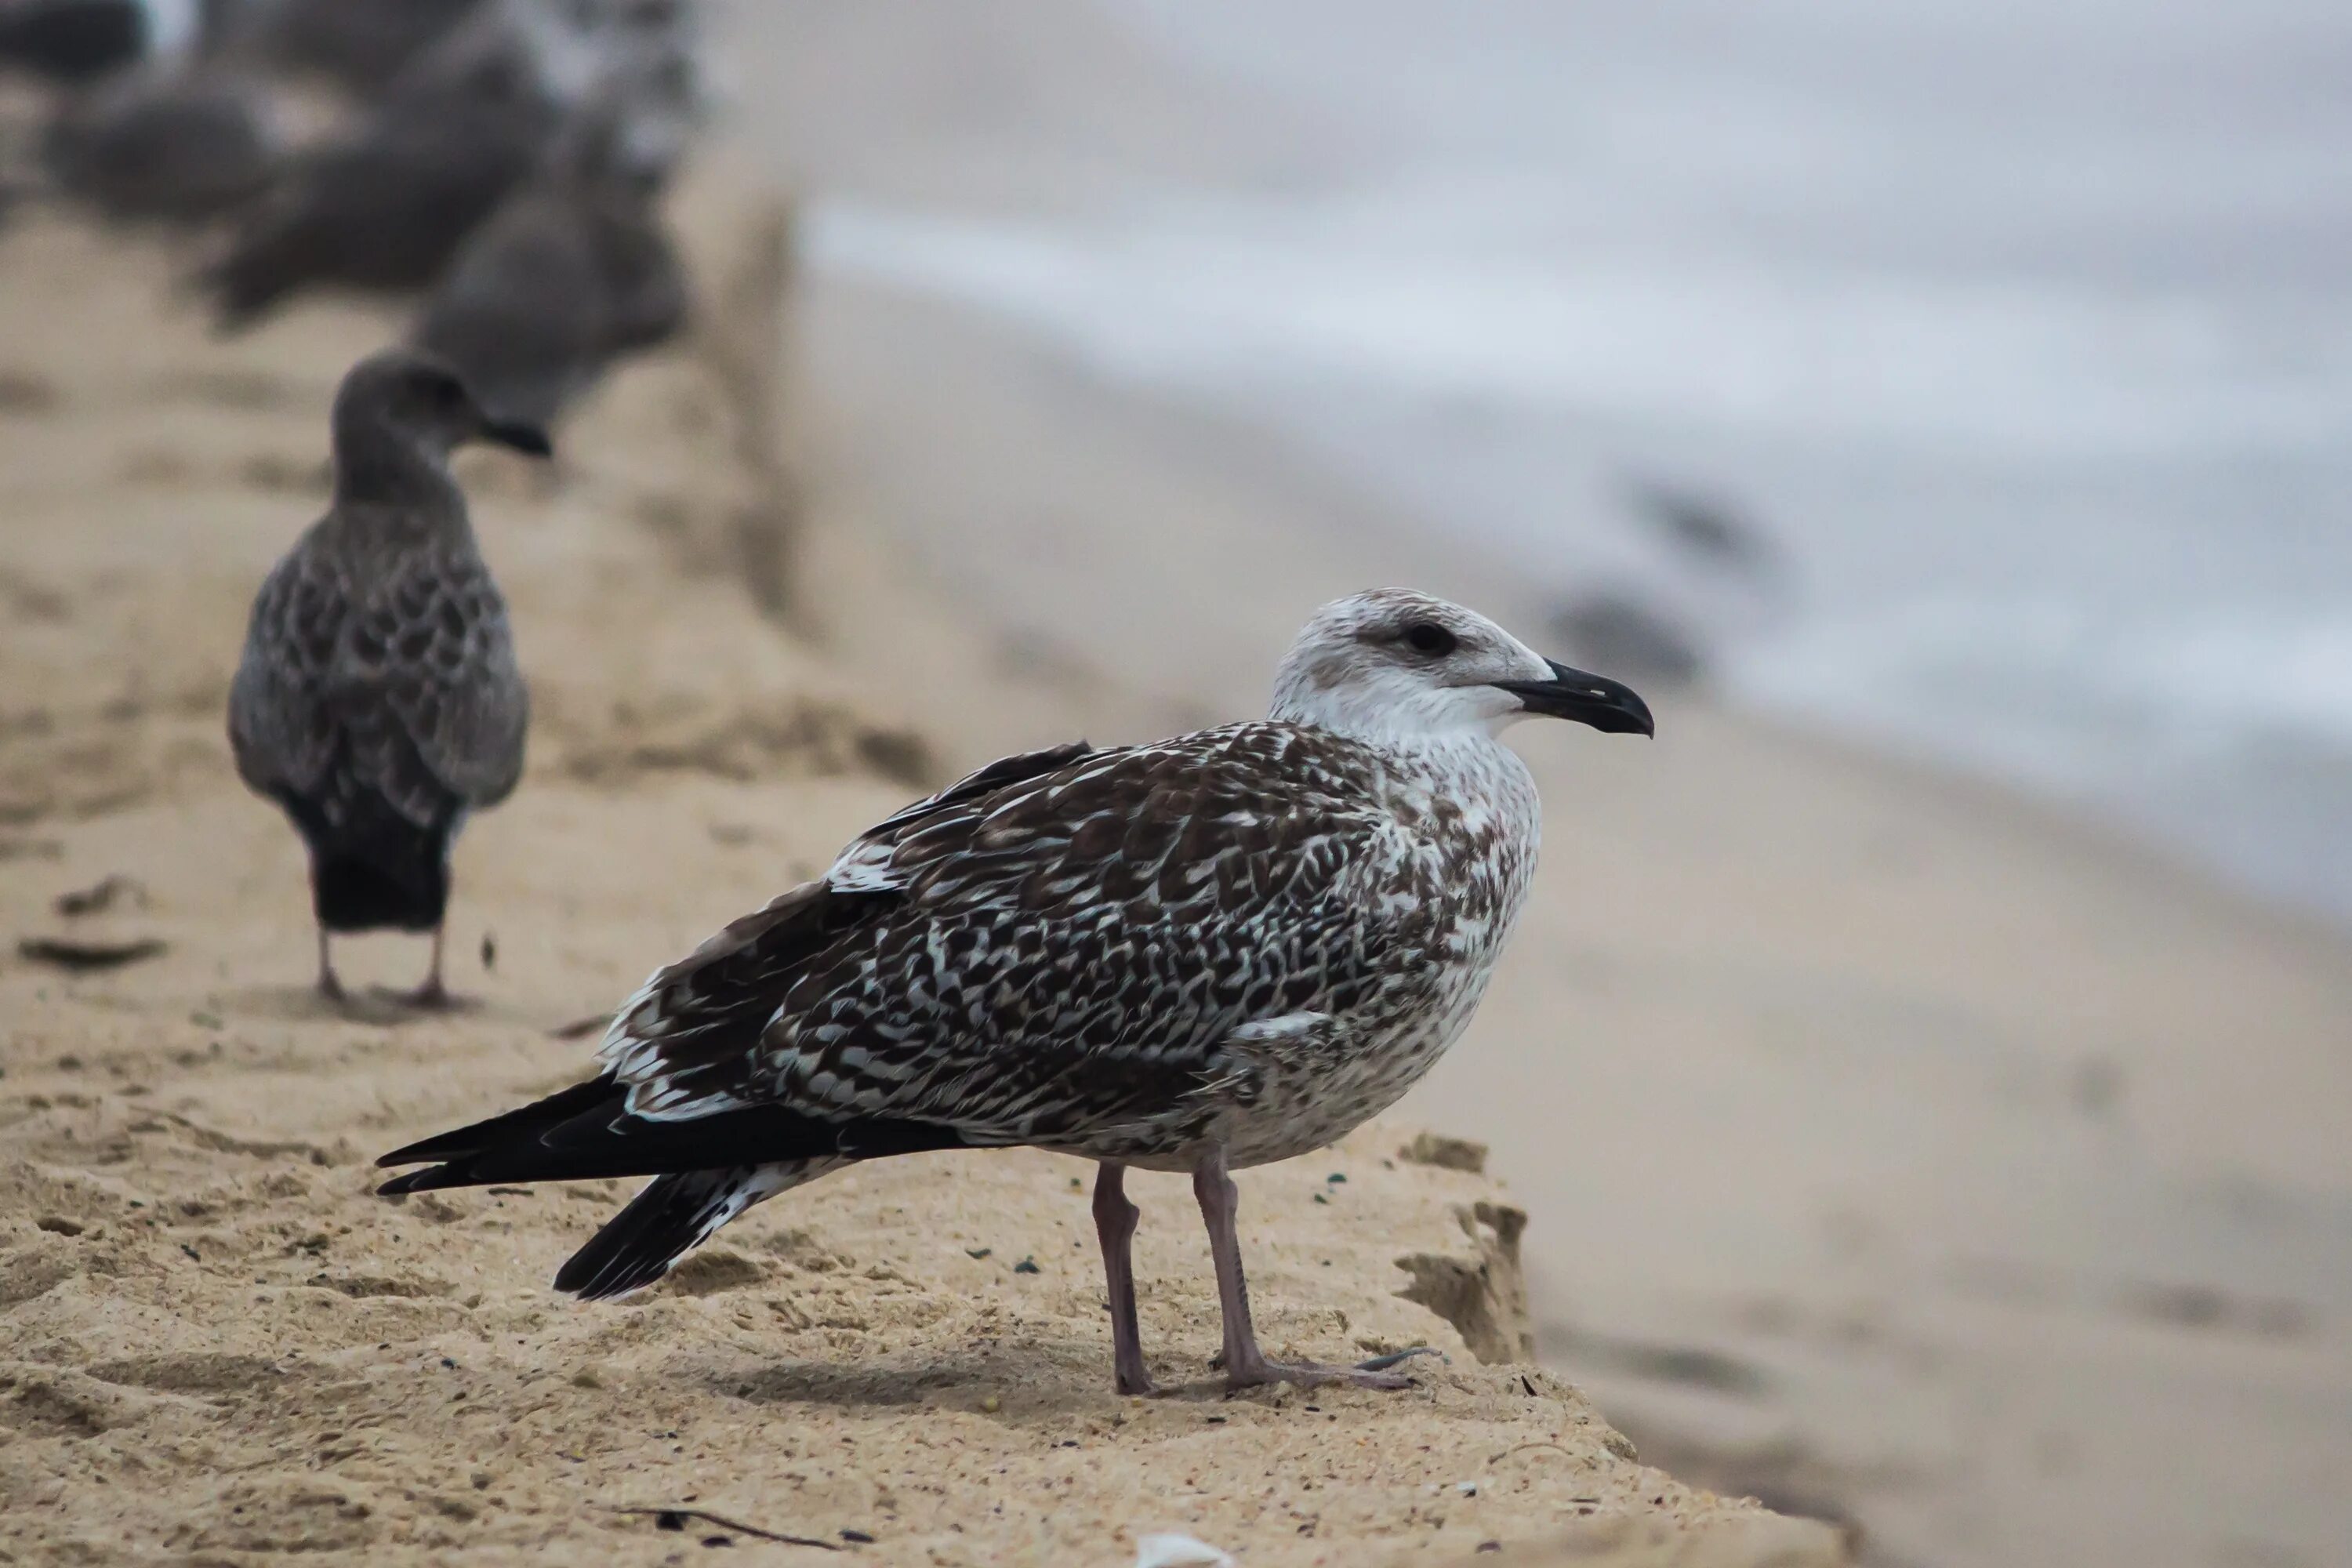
485,419 -> 554,459
1588,697 -> 1657,738
1495,661 -> 1657,737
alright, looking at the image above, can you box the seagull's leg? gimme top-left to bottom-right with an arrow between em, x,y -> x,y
406,924 -> 452,1009
315,927 -> 344,1003
1191,1146 -> 1421,1392
1091,1161 -> 1156,1396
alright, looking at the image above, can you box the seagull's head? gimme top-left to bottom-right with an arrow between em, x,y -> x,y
1271,589 -> 1655,743
332,349 -> 554,466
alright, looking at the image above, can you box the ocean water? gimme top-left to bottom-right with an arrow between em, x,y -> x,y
805,0 -> 2352,924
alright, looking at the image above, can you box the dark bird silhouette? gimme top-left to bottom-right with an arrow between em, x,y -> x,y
410,113 -> 684,426
228,349 -> 548,1006
0,0 -> 191,84
245,0 -> 481,96
42,64 -> 280,223
1623,476 -> 1785,584
197,57 -> 560,328
197,0 -> 698,328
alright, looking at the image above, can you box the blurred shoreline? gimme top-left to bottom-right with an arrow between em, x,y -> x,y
733,0 -> 2352,934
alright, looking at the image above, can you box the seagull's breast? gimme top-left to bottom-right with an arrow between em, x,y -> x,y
1207,734 -> 1541,1167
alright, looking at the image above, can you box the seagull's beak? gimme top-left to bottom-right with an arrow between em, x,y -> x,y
1491,660 -> 1655,736
481,419 -> 554,459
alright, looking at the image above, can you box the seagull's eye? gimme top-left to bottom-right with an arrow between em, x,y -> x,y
1402,622 -> 1457,657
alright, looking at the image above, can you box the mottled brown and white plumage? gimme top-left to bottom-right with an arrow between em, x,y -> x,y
229,348 -> 550,1005
378,590 -> 1653,1389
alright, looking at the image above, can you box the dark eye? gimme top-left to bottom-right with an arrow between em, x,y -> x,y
423,372 -> 467,409
1402,622 -> 1457,657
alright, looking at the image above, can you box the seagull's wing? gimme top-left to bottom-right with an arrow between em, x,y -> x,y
227,532 -> 342,800
339,532 -> 529,819
601,725 -> 1407,1146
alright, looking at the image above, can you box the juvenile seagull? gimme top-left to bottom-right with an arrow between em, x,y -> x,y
0,0 -> 198,85
410,92 -> 688,426
378,590 -> 1652,1390
42,65 -> 283,225
230,349 -> 548,1006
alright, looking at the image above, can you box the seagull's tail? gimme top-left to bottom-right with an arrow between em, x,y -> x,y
376,1075 -> 975,1298
553,1160 -> 842,1301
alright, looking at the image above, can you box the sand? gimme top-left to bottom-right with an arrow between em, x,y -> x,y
0,167 -> 1847,1567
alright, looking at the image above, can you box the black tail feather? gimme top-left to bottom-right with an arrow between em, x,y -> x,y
553,1164 -> 810,1301
278,781 -> 457,934
376,1073 -> 623,1170
376,1084 -> 971,1196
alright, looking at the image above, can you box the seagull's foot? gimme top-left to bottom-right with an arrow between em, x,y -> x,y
1217,1345 -> 1438,1392
318,970 -> 347,1005
402,977 -> 461,1011
1114,1368 -> 1162,1398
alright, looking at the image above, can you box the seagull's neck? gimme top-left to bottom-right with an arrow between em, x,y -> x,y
1283,715 -> 1540,833
1272,699 -> 1508,761
330,419 -> 466,521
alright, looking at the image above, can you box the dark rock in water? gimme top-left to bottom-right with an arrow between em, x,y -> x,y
1624,476 -> 1784,583
1551,591 -> 1709,690
42,67 -> 281,223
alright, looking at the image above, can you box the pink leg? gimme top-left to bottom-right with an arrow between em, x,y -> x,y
406,924 -> 454,1008
1092,1162 -> 1156,1395
316,927 -> 344,1002
1190,1146 -> 1426,1392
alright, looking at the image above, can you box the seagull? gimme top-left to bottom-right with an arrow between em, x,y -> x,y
409,86 -> 688,426
196,63 -> 559,328
245,0 -> 483,97
377,590 -> 1652,1390
42,64 -> 283,224
228,349 -> 549,1007
0,0 -> 198,85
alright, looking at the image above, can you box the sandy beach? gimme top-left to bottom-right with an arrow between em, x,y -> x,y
3,4 -> 2350,1563
0,158 -> 1856,1566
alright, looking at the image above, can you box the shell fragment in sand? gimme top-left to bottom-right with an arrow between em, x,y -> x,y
1135,1534 -> 1236,1568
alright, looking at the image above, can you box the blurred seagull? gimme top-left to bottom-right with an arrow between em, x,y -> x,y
409,84 -> 687,425
378,590 -> 1653,1392
42,63 -> 283,223
196,53 -> 561,327
229,349 -> 548,1007
0,0 -> 198,84
198,0 -> 700,327
244,0 -> 483,97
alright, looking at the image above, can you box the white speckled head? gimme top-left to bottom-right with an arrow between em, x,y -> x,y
1270,589 -> 1655,744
